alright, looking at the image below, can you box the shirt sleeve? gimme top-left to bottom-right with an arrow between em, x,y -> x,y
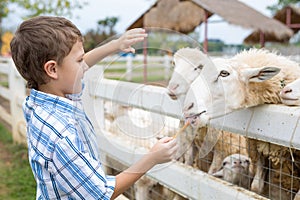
51,132 -> 115,200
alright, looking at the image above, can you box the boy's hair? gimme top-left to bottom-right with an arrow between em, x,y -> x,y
10,16 -> 83,89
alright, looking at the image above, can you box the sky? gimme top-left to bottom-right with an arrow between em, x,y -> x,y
4,0 -> 278,44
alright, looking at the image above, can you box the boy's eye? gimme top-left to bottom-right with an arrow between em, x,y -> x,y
78,58 -> 84,62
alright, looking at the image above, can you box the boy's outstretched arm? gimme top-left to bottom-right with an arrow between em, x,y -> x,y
110,137 -> 178,200
83,28 -> 147,67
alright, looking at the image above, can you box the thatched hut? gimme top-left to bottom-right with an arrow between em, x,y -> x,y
244,5 -> 300,44
127,0 -> 293,49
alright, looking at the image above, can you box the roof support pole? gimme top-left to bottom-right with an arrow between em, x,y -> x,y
259,31 -> 265,48
286,7 -> 300,29
203,10 -> 208,53
286,7 -> 291,26
143,32 -> 148,83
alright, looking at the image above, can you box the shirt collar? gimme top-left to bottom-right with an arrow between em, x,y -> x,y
28,89 -> 84,114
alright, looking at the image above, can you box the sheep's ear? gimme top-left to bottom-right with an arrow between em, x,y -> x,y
241,66 -> 281,83
212,169 -> 224,178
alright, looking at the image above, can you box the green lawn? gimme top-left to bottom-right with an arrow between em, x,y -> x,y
0,123 -> 36,200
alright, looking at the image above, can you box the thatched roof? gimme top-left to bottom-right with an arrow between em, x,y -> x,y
127,0 -> 213,33
127,0 -> 293,41
244,5 -> 300,44
143,0 -> 212,33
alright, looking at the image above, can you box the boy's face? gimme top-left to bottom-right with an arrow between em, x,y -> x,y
57,40 -> 87,96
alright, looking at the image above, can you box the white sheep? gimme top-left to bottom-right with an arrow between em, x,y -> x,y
167,47 -> 208,101
104,103 -> 185,199
134,176 -> 187,200
280,78 -> 300,106
167,48 -> 248,175
183,48 -> 300,199
279,78 -> 300,200
213,154 -> 253,189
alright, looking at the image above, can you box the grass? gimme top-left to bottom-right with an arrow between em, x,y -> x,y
0,123 -> 36,200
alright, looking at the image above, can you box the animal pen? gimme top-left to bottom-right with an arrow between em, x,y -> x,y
1,57 -> 300,199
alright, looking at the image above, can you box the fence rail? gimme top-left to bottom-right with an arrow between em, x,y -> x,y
0,57 -> 26,143
1,56 -> 299,199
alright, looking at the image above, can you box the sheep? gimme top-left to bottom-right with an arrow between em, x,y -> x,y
279,78 -> 300,199
213,153 -> 253,190
134,176 -> 187,200
280,78 -> 300,106
104,104 -> 185,199
183,48 -> 300,199
167,47 -> 209,101
167,47 -> 248,175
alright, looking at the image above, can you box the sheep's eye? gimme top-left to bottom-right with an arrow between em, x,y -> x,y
245,159 -> 250,164
222,161 -> 228,166
194,64 -> 203,71
219,70 -> 230,77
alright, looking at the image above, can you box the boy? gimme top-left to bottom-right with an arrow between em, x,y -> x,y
10,16 -> 178,200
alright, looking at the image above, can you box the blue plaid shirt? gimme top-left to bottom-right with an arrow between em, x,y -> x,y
23,89 -> 115,200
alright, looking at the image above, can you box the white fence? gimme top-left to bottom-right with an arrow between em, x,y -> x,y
100,54 -> 172,81
1,56 -> 300,199
0,57 -> 26,144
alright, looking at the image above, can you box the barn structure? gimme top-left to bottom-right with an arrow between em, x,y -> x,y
127,0 -> 293,51
244,5 -> 300,44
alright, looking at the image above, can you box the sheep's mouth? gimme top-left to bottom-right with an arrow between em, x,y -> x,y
186,110 -> 206,118
185,111 -> 206,123
232,166 -> 245,170
168,92 -> 178,100
281,97 -> 299,101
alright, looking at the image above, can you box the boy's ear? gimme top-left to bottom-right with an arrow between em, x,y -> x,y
44,60 -> 58,79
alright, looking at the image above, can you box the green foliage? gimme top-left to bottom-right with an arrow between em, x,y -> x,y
146,30 -> 200,55
206,39 -> 225,52
267,0 -> 300,14
10,0 -> 87,18
98,16 -> 119,35
0,123 -> 36,200
0,0 -> 10,20
84,17 -> 119,52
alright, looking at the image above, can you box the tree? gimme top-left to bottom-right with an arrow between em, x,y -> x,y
267,0 -> 300,13
97,17 -> 119,35
84,17 -> 119,52
0,0 -> 87,54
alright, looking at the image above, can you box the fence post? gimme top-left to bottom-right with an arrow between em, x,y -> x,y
126,54 -> 133,81
82,65 -> 106,131
164,54 -> 171,80
8,59 -> 26,144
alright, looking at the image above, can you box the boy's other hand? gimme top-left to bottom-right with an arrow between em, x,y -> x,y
148,137 -> 178,165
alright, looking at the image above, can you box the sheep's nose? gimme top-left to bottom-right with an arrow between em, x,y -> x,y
183,102 -> 194,113
168,83 -> 179,92
234,161 -> 242,165
281,86 -> 292,94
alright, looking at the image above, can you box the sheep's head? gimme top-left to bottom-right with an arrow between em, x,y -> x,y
213,154 -> 252,188
280,78 -> 300,106
167,47 -> 210,100
183,62 -> 281,128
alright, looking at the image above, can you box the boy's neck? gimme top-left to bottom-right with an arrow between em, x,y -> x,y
38,83 -> 65,98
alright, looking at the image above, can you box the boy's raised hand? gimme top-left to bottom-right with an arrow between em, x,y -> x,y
117,28 -> 148,53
